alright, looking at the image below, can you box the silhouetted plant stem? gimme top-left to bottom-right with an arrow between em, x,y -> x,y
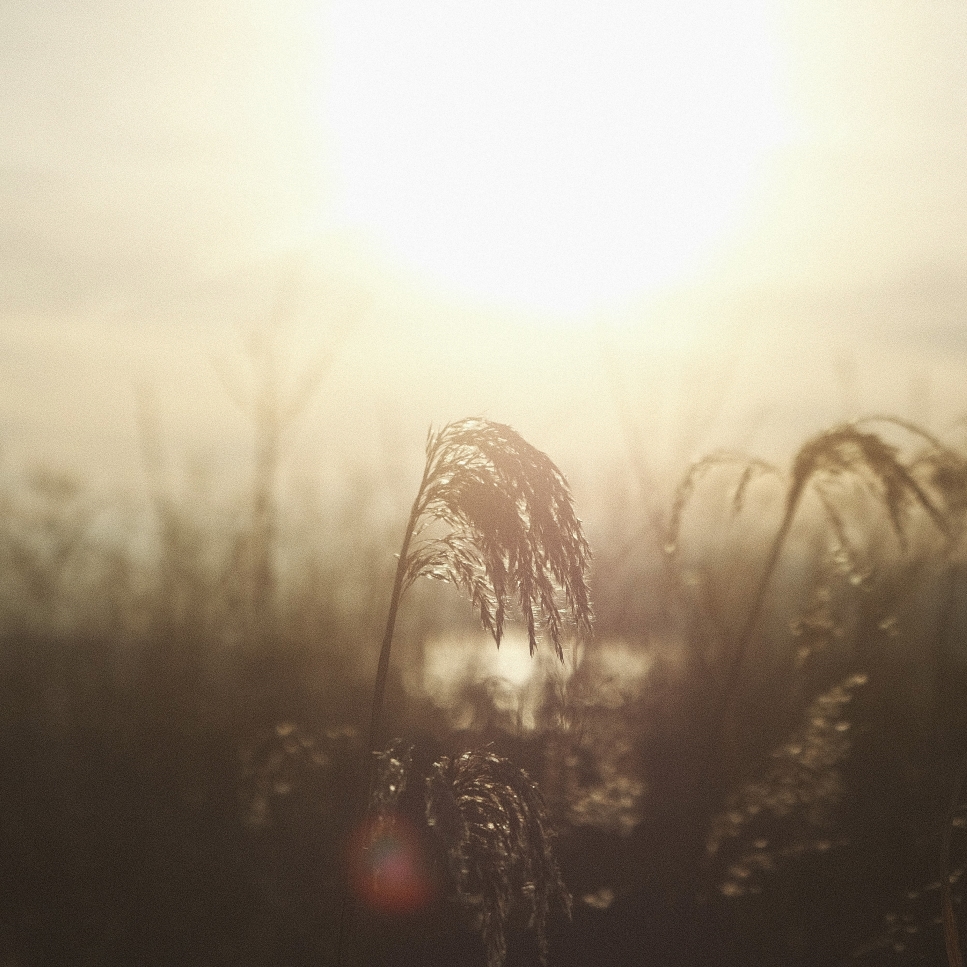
366,462 -> 429,763
338,471 -> 428,967
691,477 -> 806,845
936,563 -> 967,967
719,476 -> 804,730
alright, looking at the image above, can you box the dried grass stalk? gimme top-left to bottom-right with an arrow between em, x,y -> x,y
670,422 -> 959,723
368,418 -> 593,754
342,419 -> 591,966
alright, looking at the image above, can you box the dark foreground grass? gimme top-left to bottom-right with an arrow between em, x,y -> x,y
1,630 -> 966,966
2,417 -> 967,965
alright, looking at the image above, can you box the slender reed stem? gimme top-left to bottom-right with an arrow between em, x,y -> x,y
716,478 -> 805,734
338,466 -> 428,967
366,474 -> 427,759
935,562 -> 967,967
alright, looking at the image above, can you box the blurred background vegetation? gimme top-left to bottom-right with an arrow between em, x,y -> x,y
3,326 -> 967,967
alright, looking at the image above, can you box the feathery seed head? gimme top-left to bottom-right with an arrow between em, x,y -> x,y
790,424 -> 951,545
425,747 -> 571,967
363,742 -> 571,967
404,418 -> 593,659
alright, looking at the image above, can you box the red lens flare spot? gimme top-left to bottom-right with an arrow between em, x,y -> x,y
347,815 -> 434,915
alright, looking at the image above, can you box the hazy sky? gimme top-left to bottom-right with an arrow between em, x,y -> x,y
2,0 -> 967,493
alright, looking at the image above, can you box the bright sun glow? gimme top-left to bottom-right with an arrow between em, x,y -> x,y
315,0 -> 792,316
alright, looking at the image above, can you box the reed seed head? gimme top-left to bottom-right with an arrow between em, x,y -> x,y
402,418 -> 593,659
790,424 -> 951,546
425,747 -> 571,967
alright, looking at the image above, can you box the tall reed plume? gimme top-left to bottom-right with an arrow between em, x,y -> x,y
341,418 -> 592,966
368,417 -> 593,755
668,418 -> 958,723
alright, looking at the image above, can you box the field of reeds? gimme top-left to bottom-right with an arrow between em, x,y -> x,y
3,386 -> 967,966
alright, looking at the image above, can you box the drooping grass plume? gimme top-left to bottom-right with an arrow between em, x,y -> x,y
669,419 -> 967,966
368,417 -> 593,755
424,747 -> 572,967
408,419 -> 593,654
668,421 -> 960,725
341,418 -> 592,966
744,422 -> 955,658
661,419 -> 967,941
356,742 -> 571,966
666,451 -> 780,560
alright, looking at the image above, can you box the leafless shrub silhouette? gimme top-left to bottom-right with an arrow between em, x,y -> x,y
211,322 -> 348,639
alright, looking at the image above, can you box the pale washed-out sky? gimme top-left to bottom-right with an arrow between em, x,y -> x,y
1,0 -> 967,500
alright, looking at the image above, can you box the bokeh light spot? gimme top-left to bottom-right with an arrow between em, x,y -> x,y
347,815 -> 434,915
